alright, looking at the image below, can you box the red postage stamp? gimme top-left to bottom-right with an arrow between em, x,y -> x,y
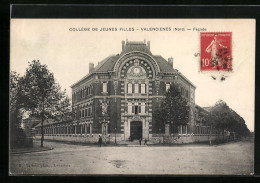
200,32 -> 232,71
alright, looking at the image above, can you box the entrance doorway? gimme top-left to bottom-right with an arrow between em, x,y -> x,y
130,121 -> 142,140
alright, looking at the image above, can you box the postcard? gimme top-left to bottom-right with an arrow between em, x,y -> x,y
9,19 -> 255,175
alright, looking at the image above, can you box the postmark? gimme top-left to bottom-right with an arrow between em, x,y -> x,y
200,32 -> 232,71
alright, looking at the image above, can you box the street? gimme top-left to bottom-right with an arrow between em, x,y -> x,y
10,139 -> 254,175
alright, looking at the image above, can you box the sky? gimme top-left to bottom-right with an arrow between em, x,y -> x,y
10,19 -> 255,131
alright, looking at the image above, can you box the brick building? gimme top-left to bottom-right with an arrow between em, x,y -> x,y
35,40 -> 222,144
70,40 -> 196,141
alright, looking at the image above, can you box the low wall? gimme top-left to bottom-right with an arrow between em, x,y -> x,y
36,133 -> 225,145
150,134 -> 225,144
35,134 -> 123,144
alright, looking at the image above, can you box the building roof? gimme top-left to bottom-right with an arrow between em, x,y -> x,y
71,40 -> 195,88
153,55 -> 176,73
35,118 -> 74,128
92,55 -> 119,72
120,41 -> 153,55
90,41 -> 176,74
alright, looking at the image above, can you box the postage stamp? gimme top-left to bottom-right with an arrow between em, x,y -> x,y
200,32 -> 232,71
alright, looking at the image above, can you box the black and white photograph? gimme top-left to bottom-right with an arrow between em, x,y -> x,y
9,19 -> 255,175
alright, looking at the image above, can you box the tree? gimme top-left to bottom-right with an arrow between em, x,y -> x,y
210,100 -> 250,140
20,60 -> 71,147
10,71 -> 26,148
154,82 -> 190,134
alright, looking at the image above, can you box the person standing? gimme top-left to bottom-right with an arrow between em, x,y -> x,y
98,135 -> 102,147
144,139 -> 147,145
139,138 -> 142,146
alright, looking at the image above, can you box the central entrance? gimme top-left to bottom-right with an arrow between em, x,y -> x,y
130,121 -> 142,140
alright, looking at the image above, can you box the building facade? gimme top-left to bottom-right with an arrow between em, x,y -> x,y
35,40 -> 223,144
70,40 -> 196,141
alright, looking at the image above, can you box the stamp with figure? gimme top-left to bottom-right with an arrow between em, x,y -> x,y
200,32 -> 232,71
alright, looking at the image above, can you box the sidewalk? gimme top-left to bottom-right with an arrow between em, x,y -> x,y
10,145 -> 53,154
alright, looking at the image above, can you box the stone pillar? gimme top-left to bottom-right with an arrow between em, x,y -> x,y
180,125 -> 183,134
85,124 -> 87,135
67,125 -> 69,134
186,125 -> 188,134
80,125 -> 82,135
165,123 -> 170,136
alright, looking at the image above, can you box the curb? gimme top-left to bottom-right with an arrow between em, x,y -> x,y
10,147 -> 54,154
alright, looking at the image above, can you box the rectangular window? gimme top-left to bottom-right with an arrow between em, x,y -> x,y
128,103 -> 132,114
135,106 -> 138,115
87,124 -> 90,134
102,82 -> 107,93
90,107 -> 92,116
166,83 -> 170,91
141,84 -> 146,94
128,83 -> 132,94
141,103 -> 145,114
134,84 -> 139,94
88,108 -> 90,116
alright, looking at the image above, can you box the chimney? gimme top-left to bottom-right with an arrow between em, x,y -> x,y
168,57 -> 173,68
147,41 -> 150,50
122,40 -> 125,50
89,62 -> 94,73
